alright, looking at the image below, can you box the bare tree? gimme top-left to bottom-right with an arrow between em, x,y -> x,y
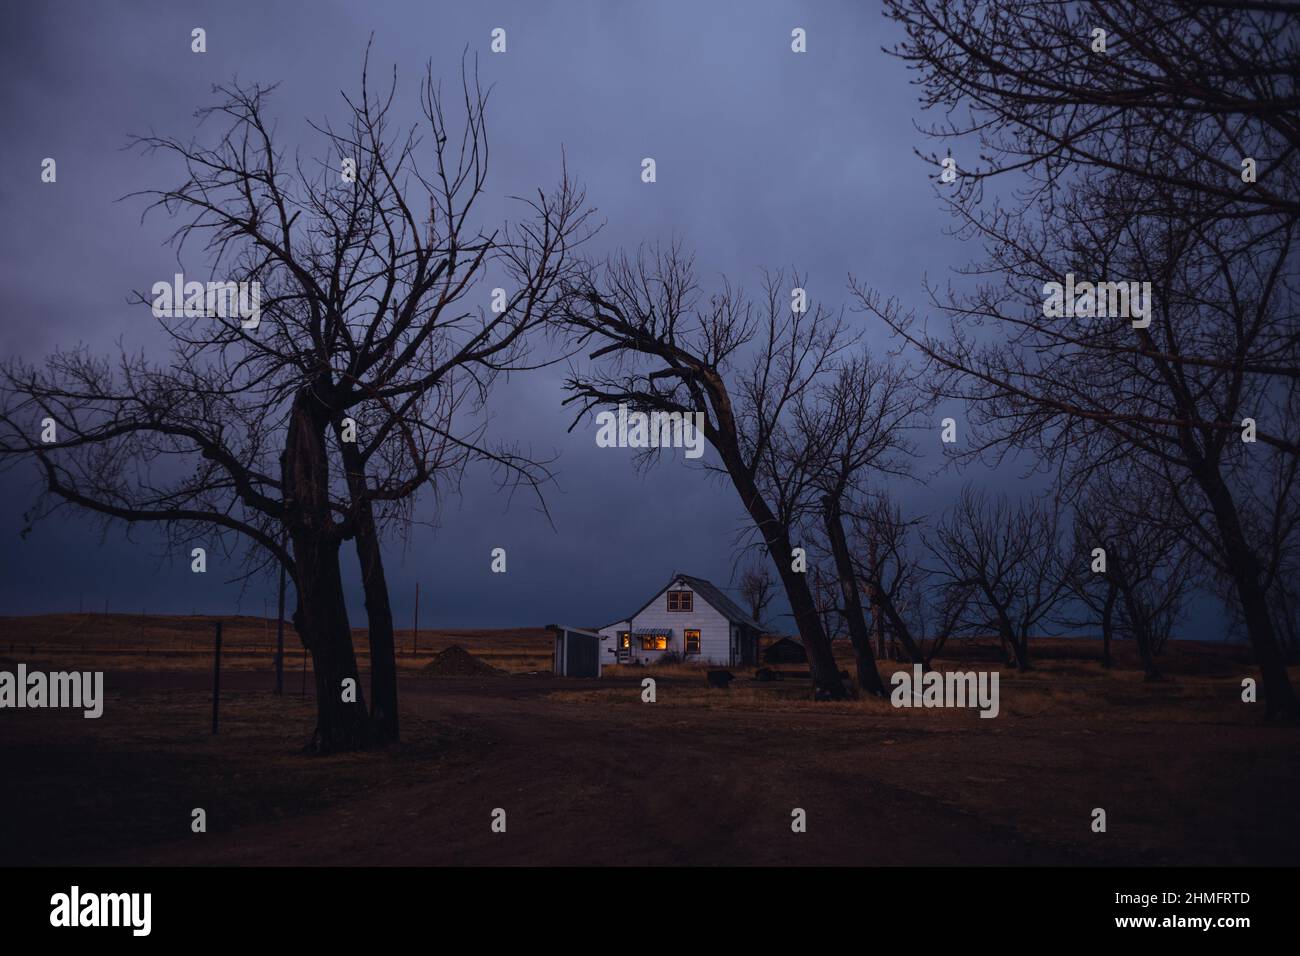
1065,516 -> 1122,670
736,559 -> 776,632
791,356 -> 923,694
1070,473 -> 1195,678
1211,461 -> 1300,664
560,248 -> 856,699
0,53 -> 590,750
884,1 -> 1300,226
865,0 -> 1300,716
847,493 -> 974,667
809,563 -> 847,648
928,488 -> 1069,670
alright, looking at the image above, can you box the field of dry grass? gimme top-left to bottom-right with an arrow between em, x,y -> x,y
591,633 -> 1266,724
558,657 -> 1265,724
0,612 -> 554,676
0,613 -> 1274,726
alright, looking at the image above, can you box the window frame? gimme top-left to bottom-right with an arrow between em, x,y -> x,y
666,589 -> 694,613
684,628 -> 701,655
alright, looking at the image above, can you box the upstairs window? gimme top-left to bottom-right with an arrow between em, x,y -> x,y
667,589 -> 694,612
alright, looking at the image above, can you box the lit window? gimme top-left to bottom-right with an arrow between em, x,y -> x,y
619,631 -> 630,649
684,629 -> 701,654
640,633 -> 668,651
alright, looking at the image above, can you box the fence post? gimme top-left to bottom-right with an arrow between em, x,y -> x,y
211,620 -> 223,735
413,581 -> 420,657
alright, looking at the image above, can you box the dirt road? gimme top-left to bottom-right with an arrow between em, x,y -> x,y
14,668 -> 1278,866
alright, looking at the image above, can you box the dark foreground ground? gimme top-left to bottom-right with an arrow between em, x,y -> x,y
3,638 -> 1298,865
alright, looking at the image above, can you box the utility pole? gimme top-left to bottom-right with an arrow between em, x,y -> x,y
413,582 -> 420,656
211,620 -> 223,734
274,560 -> 286,695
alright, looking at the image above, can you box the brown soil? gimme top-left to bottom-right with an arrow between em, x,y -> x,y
422,645 -> 505,677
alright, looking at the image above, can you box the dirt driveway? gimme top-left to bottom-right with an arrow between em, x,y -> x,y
29,669 -> 1288,867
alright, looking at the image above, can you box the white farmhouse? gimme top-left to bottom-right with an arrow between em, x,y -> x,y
597,573 -> 762,667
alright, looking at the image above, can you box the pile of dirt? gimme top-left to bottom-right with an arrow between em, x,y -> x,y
422,645 -> 504,677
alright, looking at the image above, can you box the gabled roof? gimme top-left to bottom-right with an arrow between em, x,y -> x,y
676,574 -> 764,630
620,572 -> 763,631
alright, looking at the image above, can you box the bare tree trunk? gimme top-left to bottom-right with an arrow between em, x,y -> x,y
350,502 -> 399,743
1100,583 -> 1115,669
290,532 -> 370,752
721,449 -> 849,700
865,570 -> 928,669
775,550 -> 847,699
1198,465 -> 1296,717
987,599 -> 1029,671
1114,569 -> 1161,680
1136,632 -> 1161,681
1013,631 -> 1031,672
339,439 -> 400,744
869,537 -> 886,658
1277,591 -> 1300,665
823,495 -> 885,696
283,390 -> 370,752
997,632 -> 1014,667
873,599 -> 886,658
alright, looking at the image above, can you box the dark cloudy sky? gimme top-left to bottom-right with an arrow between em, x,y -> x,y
0,1 -> 1224,638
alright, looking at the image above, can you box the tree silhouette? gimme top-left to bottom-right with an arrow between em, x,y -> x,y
0,51 -> 591,750
867,0 -> 1299,715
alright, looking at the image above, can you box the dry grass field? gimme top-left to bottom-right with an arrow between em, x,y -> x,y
1,614 -> 1296,866
590,638 -> 1260,723
0,612 -> 554,676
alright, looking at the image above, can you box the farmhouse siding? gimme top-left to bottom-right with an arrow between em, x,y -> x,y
629,582 -> 732,665
598,620 -> 630,662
